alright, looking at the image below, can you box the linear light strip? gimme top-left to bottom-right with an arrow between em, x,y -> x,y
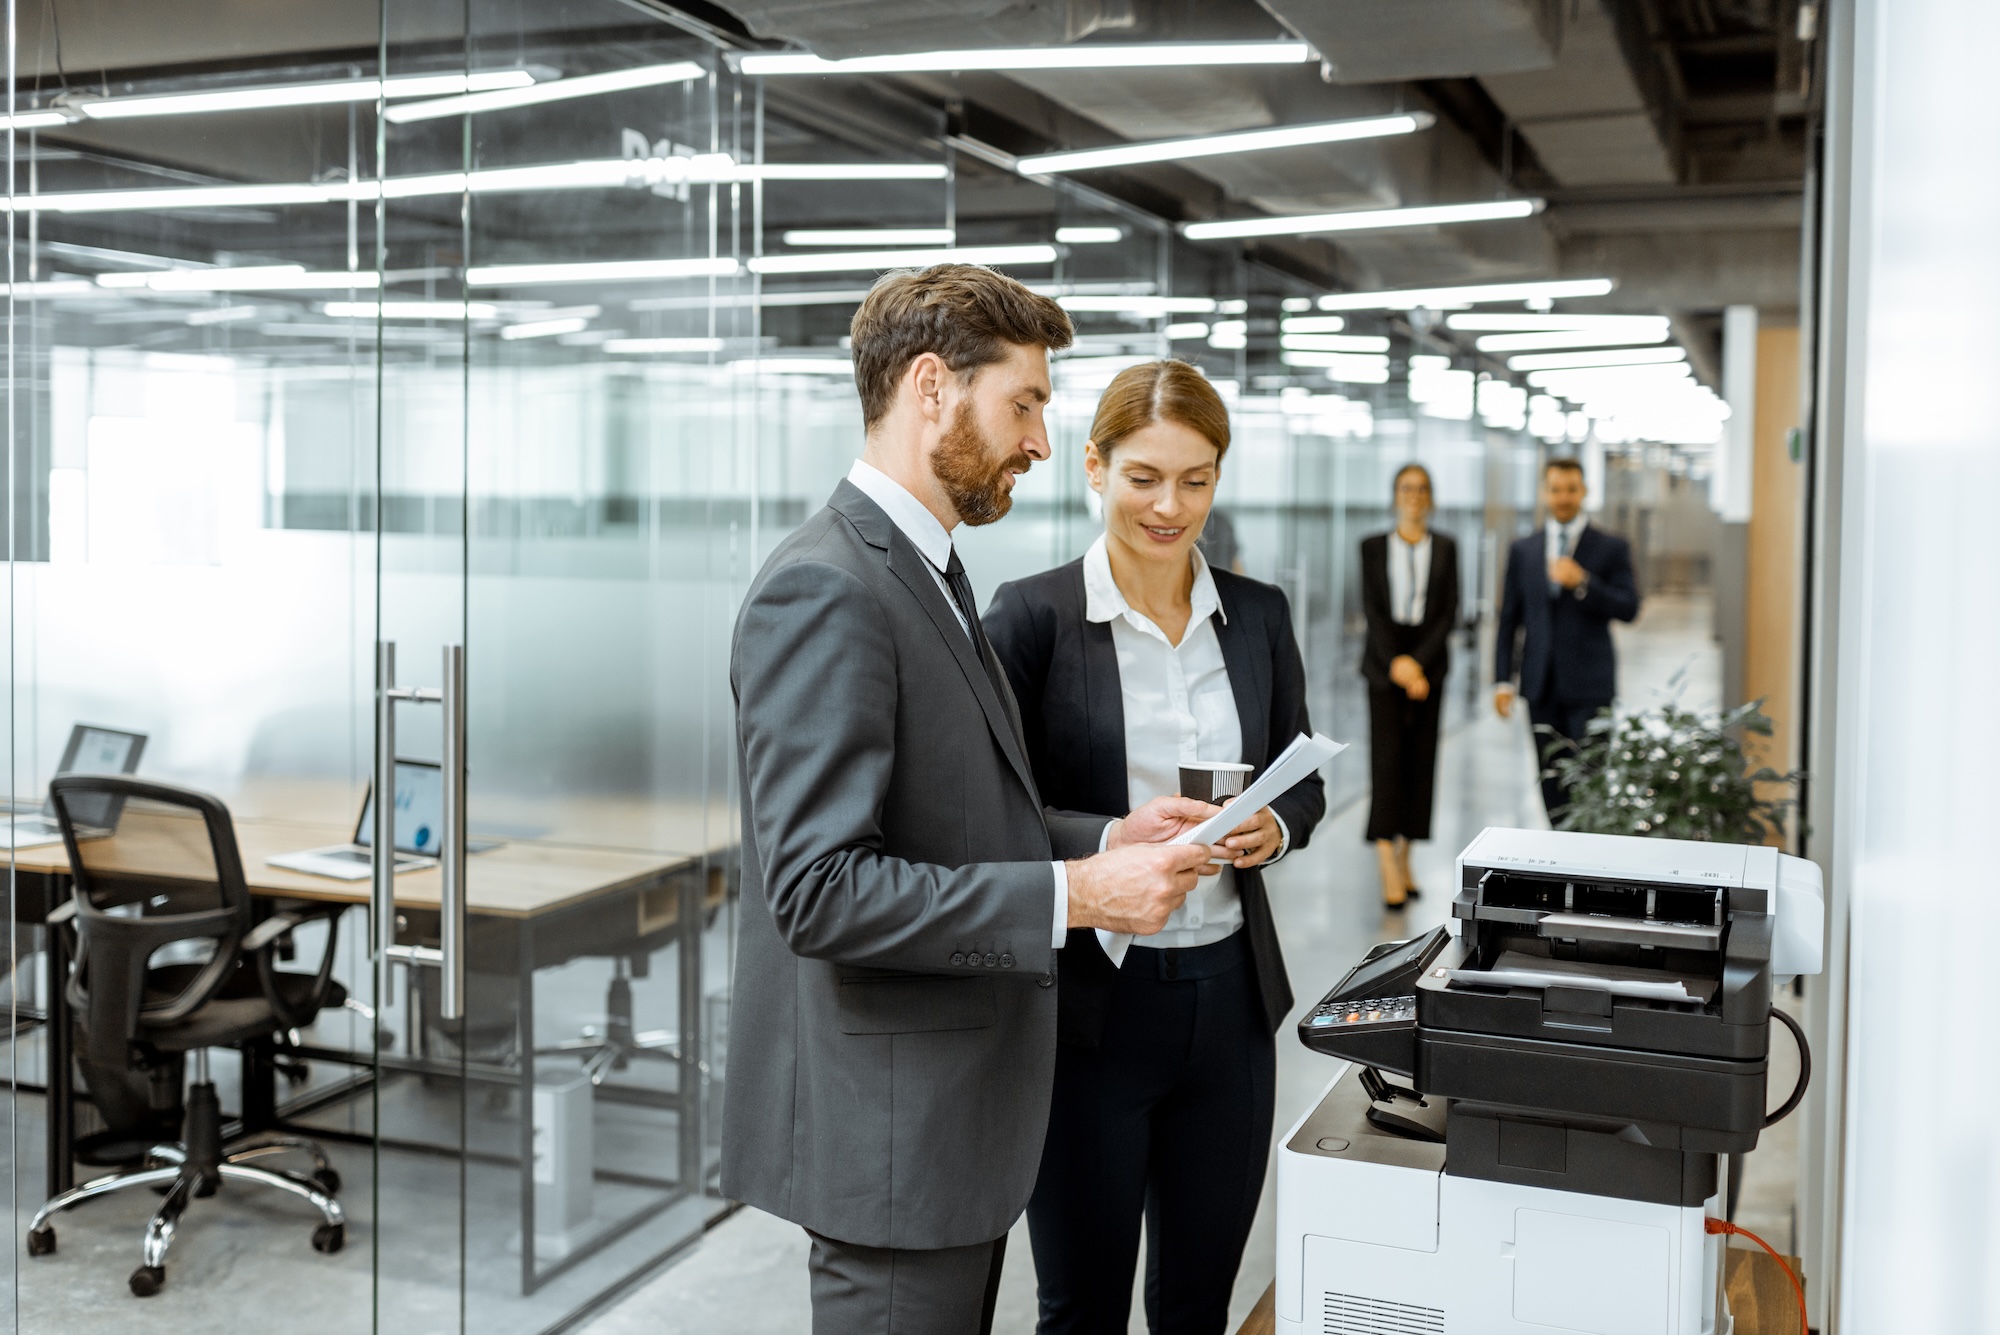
386,61 -> 705,124
1475,328 -> 1670,353
76,70 -> 535,121
782,228 -> 955,246
747,245 -> 1056,275
1445,313 -> 1666,332
1018,113 -> 1432,175
1317,278 -> 1616,311
1507,346 -> 1689,372
3,158 -> 945,214
1185,198 -> 1542,242
467,258 -> 742,286
739,43 -> 1312,76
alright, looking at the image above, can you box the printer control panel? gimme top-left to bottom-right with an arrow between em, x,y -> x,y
1308,995 -> 1416,1029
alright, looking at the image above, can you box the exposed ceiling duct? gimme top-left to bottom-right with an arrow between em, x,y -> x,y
1255,0 -> 1564,81
1478,0 -> 1676,186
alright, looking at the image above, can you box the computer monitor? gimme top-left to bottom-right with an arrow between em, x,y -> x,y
353,759 -> 445,857
45,724 -> 148,830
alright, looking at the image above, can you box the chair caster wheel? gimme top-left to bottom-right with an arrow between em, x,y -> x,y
25,1226 -> 55,1257
129,1265 -> 166,1297
312,1223 -> 345,1254
312,1167 -> 341,1196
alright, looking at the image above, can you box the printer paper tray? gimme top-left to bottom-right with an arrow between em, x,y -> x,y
1451,950 -> 1720,1005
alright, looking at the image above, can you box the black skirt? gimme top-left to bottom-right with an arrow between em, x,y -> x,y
1365,622 -> 1444,842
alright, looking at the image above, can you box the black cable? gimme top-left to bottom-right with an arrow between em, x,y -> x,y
1764,1004 -> 1811,1128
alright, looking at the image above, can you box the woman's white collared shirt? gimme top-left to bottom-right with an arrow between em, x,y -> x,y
1084,533 -> 1276,953
1386,531 -> 1432,626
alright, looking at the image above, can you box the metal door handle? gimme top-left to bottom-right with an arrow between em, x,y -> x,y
439,644 -> 467,1020
373,641 -> 397,1021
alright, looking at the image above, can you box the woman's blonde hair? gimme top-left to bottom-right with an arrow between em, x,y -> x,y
1088,360 -> 1231,460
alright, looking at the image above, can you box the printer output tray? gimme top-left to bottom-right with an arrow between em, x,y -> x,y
1417,940 -> 1769,1061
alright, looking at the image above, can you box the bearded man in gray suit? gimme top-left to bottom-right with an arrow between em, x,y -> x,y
723,264 -> 1221,1333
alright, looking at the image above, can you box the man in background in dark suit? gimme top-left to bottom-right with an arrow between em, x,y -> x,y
1494,457 -> 1642,819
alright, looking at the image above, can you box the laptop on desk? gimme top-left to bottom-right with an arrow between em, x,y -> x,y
267,759 -> 497,881
3,724 -> 148,849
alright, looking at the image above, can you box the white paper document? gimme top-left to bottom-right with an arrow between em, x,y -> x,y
1098,732 -> 1348,967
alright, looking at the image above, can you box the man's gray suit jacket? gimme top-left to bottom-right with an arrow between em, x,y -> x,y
721,479 -> 1107,1251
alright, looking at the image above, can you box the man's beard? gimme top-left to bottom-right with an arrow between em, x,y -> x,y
931,403 -> 1032,527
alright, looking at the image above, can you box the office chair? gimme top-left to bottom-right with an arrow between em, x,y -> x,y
27,775 -> 350,1297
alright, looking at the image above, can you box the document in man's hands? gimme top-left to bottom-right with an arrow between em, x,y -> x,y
1170,732 -> 1347,849
1095,732 -> 1347,968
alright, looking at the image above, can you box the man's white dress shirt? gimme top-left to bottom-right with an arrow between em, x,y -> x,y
1083,534 -> 1288,965
845,460 -> 1079,949
1545,514 -> 1591,600
1386,531 -> 1432,626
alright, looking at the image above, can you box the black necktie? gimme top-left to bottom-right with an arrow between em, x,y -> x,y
944,548 -> 1011,705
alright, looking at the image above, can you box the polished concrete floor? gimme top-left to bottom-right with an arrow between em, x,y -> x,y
589,592 -> 1803,1335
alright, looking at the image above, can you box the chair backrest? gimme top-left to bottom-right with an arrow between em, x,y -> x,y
49,776 -> 251,1069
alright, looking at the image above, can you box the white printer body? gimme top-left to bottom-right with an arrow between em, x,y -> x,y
1275,828 -> 1824,1335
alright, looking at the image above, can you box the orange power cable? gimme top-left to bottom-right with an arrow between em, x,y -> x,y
1706,1217 -> 1809,1334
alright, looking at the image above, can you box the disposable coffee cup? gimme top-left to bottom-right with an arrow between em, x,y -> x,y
1180,763 -> 1254,865
1178,761 -> 1253,805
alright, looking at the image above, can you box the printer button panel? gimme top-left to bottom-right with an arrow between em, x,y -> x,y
1308,994 -> 1417,1028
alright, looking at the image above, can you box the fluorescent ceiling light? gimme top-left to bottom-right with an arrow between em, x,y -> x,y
1477,327 -> 1670,353
604,336 -> 726,354
1280,297 -> 1313,312
501,317 -> 589,341
729,358 -> 856,375
740,42 -> 1311,76
1318,278 -> 1617,312
1165,322 -> 1210,340
1058,295 -> 1216,316
1445,313 -> 1664,332
8,156 -> 940,216
759,164 -> 947,180
467,258 -> 741,286
782,228 -> 955,246
748,244 -> 1057,275
3,111 -> 68,130
98,266 -> 382,292
386,62 -> 704,124
322,301 -> 499,319
1055,226 -> 1122,244
1018,113 -> 1432,176
6,278 -> 96,297
1281,315 -> 1345,333
185,305 -> 260,325
1280,350 -> 1391,380
1187,198 -> 1541,242
1508,346 -> 1688,372
1282,332 -> 1391,353
78,70 -> 534,121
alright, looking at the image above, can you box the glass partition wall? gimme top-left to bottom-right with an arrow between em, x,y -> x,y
2,5 -> 1556,1331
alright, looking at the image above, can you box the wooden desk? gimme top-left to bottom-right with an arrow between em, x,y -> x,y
9,811 -> 700,918
13,800 -> 733,1297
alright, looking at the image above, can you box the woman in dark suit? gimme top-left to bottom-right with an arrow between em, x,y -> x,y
985,361 -> 1326,1335
1360,463 -> 1460,907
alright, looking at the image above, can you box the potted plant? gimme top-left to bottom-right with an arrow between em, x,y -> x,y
1540,696 -> 1801,844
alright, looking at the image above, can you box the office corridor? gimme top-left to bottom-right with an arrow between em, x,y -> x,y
589,593 -> 1741,1334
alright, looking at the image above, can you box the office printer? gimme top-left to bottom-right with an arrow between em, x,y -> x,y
1275,828 -> 1822,1335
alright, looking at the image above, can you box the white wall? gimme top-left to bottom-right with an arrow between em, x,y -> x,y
1831,0 -> 2000,1328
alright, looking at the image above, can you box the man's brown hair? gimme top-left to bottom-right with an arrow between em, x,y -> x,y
850,264 -> 1074,430
1545,456 -> 1586,477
